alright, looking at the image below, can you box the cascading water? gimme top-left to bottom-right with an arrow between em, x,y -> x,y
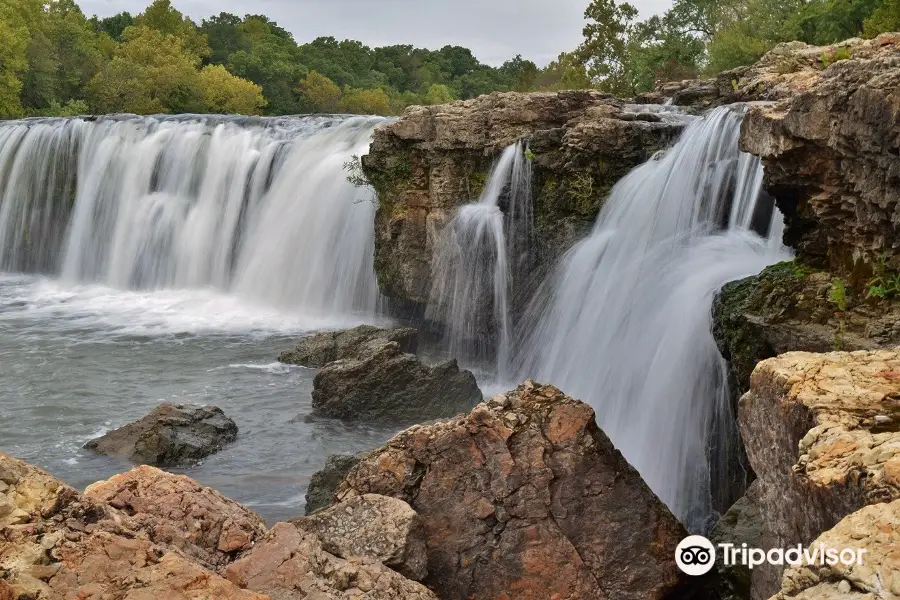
0,114 -> 387,317
512,105 -> 791,531
425,142 -> 532,377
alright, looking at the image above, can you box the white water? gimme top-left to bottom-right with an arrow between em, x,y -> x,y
513,106 -> 791,531
426,142 -> 532,377
0,114 -> 387,318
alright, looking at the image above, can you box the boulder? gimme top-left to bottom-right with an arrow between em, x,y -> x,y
0,452 -> 264,600
278,324 -> 419,367
84,465 -> 267,572
305,452 -> 367,515
311,338 -> 482,423
771,499 -> 900,600
710,480 -> 764,600
293,493 -> 427,581
84,403 -> 238,467
336,380 -> 698,600
738,349 -> 900,599
224,522 -> 438,600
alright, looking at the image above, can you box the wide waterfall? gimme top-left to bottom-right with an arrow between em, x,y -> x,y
0,114 -> 386,316
512,105 -> 791,531
426,142 -> 532,377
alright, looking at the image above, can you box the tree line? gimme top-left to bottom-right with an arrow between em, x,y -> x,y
1,0 -> 898,119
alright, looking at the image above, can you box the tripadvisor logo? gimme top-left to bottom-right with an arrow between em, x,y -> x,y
674,535 -> 867,576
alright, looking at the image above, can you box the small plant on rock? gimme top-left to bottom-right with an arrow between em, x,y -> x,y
866,254 -> 900,300
829,277 -> 849,350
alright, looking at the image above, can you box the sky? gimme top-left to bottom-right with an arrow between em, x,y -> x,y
78,0 -> 675,66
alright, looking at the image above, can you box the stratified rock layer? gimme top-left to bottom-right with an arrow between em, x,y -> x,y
84,403 -> 238,467
362,91 -> 683,307
311,338 -> 482,423
278,325 -> 419,367
337,380 -> 696,600
738,349 -> 900,598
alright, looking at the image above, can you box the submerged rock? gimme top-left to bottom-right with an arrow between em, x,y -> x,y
305,452 -> 367,515
337,380 -> 698,600
293,493 -> 428,582
738,349 -> 900,598
311,338 -> 482,423
278,324 -> 419,367
84,403 -> 238,467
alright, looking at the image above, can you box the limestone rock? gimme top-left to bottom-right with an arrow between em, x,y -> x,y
738,349 -> 900,598
0,452 -> 264,600
772,499 -> 900,600
293,493 -> 427,582
84,465 -> 267,572
225,522 -> 437,600
278,325 -> 419,367
711,480 -> 764,600
311,338 -> 482,423
84,403 -> 238,467
336,380 -> 698,600
305,452 -> 367,515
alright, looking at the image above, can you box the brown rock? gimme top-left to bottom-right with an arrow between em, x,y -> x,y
336,380 -> 696,600
293,493 -> 427,581
84,465 -> 267,572
225,522 -> 437,600
278,324 -> 419,367
738,349 -> 900,598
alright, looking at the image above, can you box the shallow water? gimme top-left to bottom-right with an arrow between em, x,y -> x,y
0,274 -> 400,523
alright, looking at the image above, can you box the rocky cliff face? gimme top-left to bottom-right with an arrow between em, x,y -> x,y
362,91 -> 683,309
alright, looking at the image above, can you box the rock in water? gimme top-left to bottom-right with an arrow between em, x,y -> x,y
311,339 -> 482,423
84,403 -> 238,467
305,452 -> 367,515
336,380 -> 698,600
279,324 -> 419,367
293,493 -> 428,581
711,480 -> 764,600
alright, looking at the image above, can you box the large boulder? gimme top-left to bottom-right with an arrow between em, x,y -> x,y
293,493 -> 427,581
710,480 -> 764,600
311,338 -> 482,423
0,452 -> 265,600
84,465 -> 267,573
738,349 -> 900,599
305,452 -> 367,515
278,325 -> 419,367
336,380 -> 698,600
362,91 -> 684,309
224,522 -> 438,600
84,403 -> 238,467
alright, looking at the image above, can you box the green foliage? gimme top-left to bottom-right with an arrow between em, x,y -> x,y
423,83 -> 454,105
198,64 -> 265,115
0,0 -> 32,118
297,70 -> 341,113
865,0 -> 900,35
829,277 -> 848,350
134,0 -> 209,59
576,0 -> 640,95
339,88 -> 391,115
866,255 -> 900,299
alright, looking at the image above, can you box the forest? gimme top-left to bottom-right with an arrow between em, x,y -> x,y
1,0 -> 899,119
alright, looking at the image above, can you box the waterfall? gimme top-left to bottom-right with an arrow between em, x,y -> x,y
0,114 -> 387,317
426,142 -> 532,376
512,106 -> 792,531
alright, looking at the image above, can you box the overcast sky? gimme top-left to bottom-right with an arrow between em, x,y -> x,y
78,0 -> 674,66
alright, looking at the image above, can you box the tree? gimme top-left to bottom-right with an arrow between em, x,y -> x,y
198,64 -> 265,114
0,0 -> 31,117
200,12 -> 245,65
576,0 -> 640,95
339,87 -> 392,115
134,0 -> 210,59
866,0 -> 900,35
534,52 -> 592,91
424,83 -> 454,105
297,70 -> 341,112
500,55 -> 540,91
91,11 -> 133,41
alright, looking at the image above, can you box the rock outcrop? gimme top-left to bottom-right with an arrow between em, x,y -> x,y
336,380 -> 697,600
771,498 -> 900,599
312,338 -> 482,423
710,480 -> 764,600
84,403 -> 238,467
738,349 -> 900,598
305,452 -> 367,515
362,91 -> 684,309
278,325 -> 419,367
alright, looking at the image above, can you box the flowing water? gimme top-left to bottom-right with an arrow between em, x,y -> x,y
0,114 -> 398,522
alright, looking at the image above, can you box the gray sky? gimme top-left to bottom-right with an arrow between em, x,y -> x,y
79,0 -> 674,66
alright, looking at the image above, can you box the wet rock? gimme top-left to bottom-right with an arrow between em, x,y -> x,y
279,324 -> 419,367
84,465 -> 266,572
311,338 -> 482,423
710,480 -> 764,600
738,349 -> 900,598
84,403 -> 238,467
337,380 -> 698,600
305,452 -> 367,515
772,498 -> 900,599
224,522 -> 438,600
293,493 -> 427,581
0,452 -> 264,600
